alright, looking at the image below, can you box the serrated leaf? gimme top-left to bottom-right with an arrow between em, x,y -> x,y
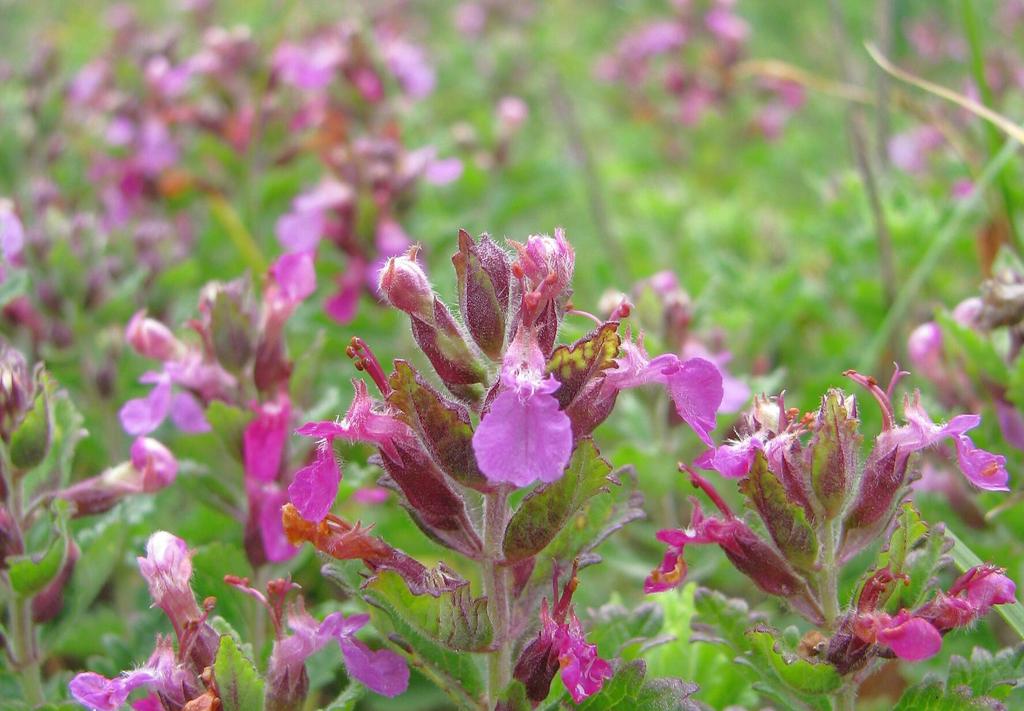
740,453 -> 818,571
8,500 -> 70,598
938,312 -> 1010,385
9,377 -> 50,470
546,322 -> 621,410
214,635 -> 265,711
893,679 -> 997,710
575,660 -> 701,711
21,381 -> 84,495
947,646 -> 1024,700
387,360 -> 490,491
504,438 -> 613,561
890,522 -> 952,611
746,627 -> 841,696
526,466 -> 644,594
362,569 -> 492,652
364,588 -> 485,707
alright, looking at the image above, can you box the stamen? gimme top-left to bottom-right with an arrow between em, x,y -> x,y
347,336 -> 391,396
843,369 -> 895,430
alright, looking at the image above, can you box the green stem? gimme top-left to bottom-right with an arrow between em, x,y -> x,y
483,489 -> 511,707
837,683 -> 857,711
5,465 -> 44,706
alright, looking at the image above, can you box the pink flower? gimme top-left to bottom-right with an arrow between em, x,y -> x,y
270,251 -> 317,303
275,182 -> 352,253
243,395 -> 292,483
256,485 -> 299,563
292,380 -> 408,518
125,311 -> 184,362
267,608 -> 409,700
895,395 -> 1009,491
472,333 -> 573,486
136,532 -> 205,646
272,40 -> 343,90
907,321 -> 943,379
872,612 -> 943,661
130,437 -> 178,490
287,444 -> 341,522
604,335 -> 723,447
119,371 -> 211,436
0,199 -> 25,262
70,668 -> 157,711
379,34 -> 435,99
325,260 -> 365,324
888,126 -> 945,174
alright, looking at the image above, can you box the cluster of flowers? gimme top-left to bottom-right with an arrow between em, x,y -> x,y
280,226 -> 725,705
645,365 -> 1014,682
596,0 -> 804,139
118,249 -> 315,566
69,531 -> 408,710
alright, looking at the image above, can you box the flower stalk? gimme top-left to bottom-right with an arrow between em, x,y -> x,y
484,487 -> 511,705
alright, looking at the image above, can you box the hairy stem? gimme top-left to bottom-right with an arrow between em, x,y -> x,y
483,488 -> 511,706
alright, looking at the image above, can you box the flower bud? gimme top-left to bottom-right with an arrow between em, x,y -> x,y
0,507 -> 23,567
210,287 -> 254,372
125,310 -> 183,361
9,370 -> 51,471
0,342 -> 32,442
452,230 -> 511,360
130,436 -> 179,490
806,390 -> 860,519
378,247 -> 434,319
840,441 -> 911,561
907,322 -> 943,376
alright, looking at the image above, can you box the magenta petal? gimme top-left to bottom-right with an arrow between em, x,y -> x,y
287,447 -> 341,521
275,209 -> 323,253
259,487 -> 299,563
662,356 -> 723,447
271,251 -> 317,302
877,616 -> 942,661
169,392 -> 210,433
243,398 -> 291,483
472,388 -> 573,487
324,268 -> 363,324
700,437 -> 761,478
69,669 -> 156,711
120,379 -> 172,435
424,157 -> 463,185
954,435 -> 1010,491
339,637 -> 410,698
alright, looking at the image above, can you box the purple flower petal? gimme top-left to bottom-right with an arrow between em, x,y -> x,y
877,614 -> 942,661
659,356 -> 724,447
271,251 -> 317,302
69,669 -> 156,711
953,434 -> 1010,491
275,208 -> 324,253
325,262 -> 365,324
258,486 -> 299,562
424,157 -> 463,185
472,383 -> 573,487
169,392 -> 210,433
287,445 -> 341,521
243,396 -> 292,483
120,378 -> 172,436
338,637 -> 410,698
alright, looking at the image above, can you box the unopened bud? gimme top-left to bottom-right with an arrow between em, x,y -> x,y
210,288 -> 254,372
806,390 -> 860,519
130,436 -> 179,490
452,230 -> 511,360
125,310 -> 183,361
378,247 -> 434,319
9,370 -> 51,471
0,342 -> 32,442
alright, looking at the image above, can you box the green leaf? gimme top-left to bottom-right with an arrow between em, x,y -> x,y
739,453 -> 818,571
214,635 -> 265,711
387,360 -> 489,491
0,268 -> 28,308
20,378 -> 83,495
893,679 -> 996,710
746,627 -> 842,696
323,681 -> 366,711
878,503 -> 928,573
8,500 -> 70,598
504,438 -> 613,561
947,646 -> 1024,701
495,681 -> 531,711
9,374 -> 51,470
575,660 -> 701,711
362,578 -> 485,708
526,466 -> 644,594
206,400 -> 253,460
947,527 -> 1024,640
588,600 -> 665,660
937,312 -> 1010,385
889,522 -> 951,612
362,569 -> 492,652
